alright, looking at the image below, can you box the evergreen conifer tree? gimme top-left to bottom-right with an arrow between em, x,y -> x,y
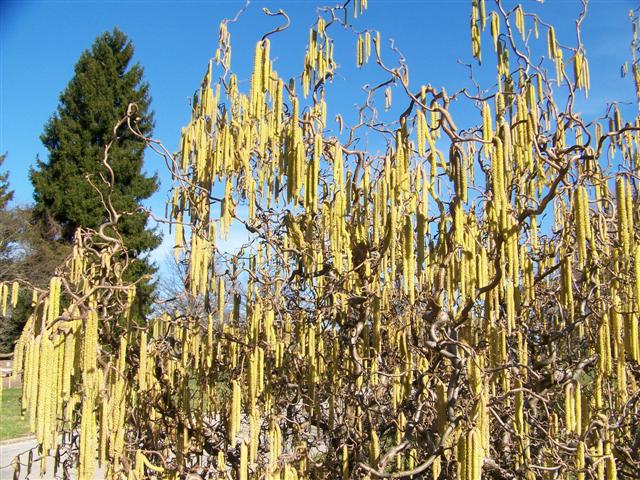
30,28 -> 160,309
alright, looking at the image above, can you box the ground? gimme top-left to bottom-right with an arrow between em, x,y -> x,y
0,388 -> 29,441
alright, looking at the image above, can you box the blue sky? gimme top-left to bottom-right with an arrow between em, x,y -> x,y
1,0 -> 638,272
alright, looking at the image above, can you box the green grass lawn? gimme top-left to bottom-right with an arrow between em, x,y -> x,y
0,387 -> 30,441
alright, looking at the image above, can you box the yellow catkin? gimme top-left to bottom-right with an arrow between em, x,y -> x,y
10,281 -> 19,308
250,409 -> 259,462
575,187 -> 587,265
515,5 -> 525,40
605,432 -> 617,480
567,383 -> 577,434
262,38 -> 271,92
482,102 -> 493,143
138,331 -> 147,391
491,11 -> 500,51
635,244 -> 640,307
616,176 -> 629,257
576,441 -> 586,480
370,429 -> 379,464
624,179 -> 634,247
364,31 -> 371,63
491,136 -> 505,209
1,283 -> 8,316
27,337 -> 40,433
342,444 -> 349,479
251,41 -> 264,116
230,379 -> 241,444
416,110 -> 426,157
457,431 -> 467,480
548,26 -> 557,59
78,393 -> 96,479
218,276 -> 225,324
515,384 -> 524,437
239,441 -> 248,480
574,382 -> 582,436
36,335 -> 51,446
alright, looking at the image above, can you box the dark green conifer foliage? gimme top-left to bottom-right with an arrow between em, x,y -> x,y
30,29 -> 160,308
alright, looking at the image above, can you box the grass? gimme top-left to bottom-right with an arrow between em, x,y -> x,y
0,387 -> 31,441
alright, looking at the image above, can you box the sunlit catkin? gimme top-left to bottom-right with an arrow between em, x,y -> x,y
138,331 -> 147,391
10,281 -> 19,308
616,176 -> 630,257
239,441 -> 248,480
230,379 -> 241,444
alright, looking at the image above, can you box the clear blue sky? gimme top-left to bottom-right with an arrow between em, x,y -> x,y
1,0 -> 637,269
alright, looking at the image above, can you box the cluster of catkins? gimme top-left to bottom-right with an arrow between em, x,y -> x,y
6,0 -> 640,479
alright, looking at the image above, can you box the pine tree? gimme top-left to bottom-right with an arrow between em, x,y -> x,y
30,28 -> 160,308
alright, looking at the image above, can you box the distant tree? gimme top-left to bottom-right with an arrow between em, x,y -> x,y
0,153 -> 13,210
30,28 -> 160,309
0,208 -> 69,284
0,153 -> 14,270
0,156 -> 68,352
0,208 -> 69,353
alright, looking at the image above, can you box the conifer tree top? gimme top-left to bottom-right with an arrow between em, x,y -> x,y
30,28 -> 159,258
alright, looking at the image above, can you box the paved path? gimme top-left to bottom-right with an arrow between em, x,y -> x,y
0,438 -> 104,479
